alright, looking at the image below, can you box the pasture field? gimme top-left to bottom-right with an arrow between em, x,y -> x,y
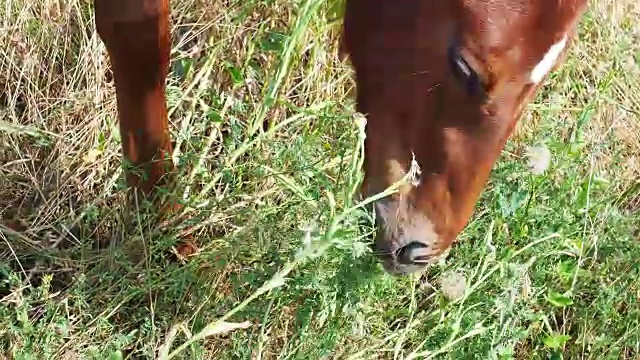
1,0 -> 639,358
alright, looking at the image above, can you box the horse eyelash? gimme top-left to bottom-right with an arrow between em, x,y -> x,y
447,40 -> 486,97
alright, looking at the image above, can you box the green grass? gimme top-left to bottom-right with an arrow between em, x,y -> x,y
1,0 -> 639,358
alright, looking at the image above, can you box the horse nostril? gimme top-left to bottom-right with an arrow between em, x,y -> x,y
396,242 -> 432,265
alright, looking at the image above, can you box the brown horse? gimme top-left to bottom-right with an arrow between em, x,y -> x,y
93,0 -> 588,275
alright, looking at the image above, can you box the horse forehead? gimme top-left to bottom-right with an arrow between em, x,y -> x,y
458,0 -> 580,44
452,0 -> 586,73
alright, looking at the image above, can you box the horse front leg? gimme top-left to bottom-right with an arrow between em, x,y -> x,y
94,0 -> 174,197
94,0 -> 197,257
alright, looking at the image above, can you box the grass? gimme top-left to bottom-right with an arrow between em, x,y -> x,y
0,0 -> 639,358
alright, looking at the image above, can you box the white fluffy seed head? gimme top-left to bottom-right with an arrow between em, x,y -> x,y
439,271 -> 466,300
526,145 -> 552,175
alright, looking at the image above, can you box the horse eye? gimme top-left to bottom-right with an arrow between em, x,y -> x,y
447,43 -> 485,97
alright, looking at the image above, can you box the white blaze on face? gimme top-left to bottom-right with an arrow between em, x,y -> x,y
529,34 -> 568,84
